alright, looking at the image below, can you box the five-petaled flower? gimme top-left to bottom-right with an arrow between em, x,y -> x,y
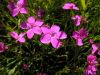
21,16 -> 44,39
0,42 -> 8,53
72,28 -> 88,46
85,65 -> 97,75
72,15 -> 82,26
87,54 -> 98,65
10,31 -> 26,43
63,3 -> 79,10
7,0 -> 28,17
85,54 -> 98,75
40,25 -> 67,48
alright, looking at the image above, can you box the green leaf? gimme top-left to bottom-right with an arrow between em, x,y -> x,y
8,67 -> 16,75
81,0 -> 87,10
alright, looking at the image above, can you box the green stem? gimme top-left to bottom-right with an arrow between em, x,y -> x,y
80,0 -> 87,11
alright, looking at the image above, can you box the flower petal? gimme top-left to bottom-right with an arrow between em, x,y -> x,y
41,25 -> 50,34
10,31 -> 18,39
7,2 -> 15,12
50,25 -> 60,33
20,7 -> 28,14
73,7 -> 79,10
56,31 -> 67,39
40,34 -> 51,44
21,22 -> 29,29
92,44 -> 98,54
34,19 -> 44,26
27,16 -> 35,24
33,27 -> 42,35
27,29 -> 34,39
19,33 -> 25,38
51,38 -> 62,48
17,0 -> 24,6
72,31 -> 80,39
18,37 -> 25,43
12,8 -> 19,17
77,39 -> 83,46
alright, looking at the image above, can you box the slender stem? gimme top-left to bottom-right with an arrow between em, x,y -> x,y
80,0 -> 87,11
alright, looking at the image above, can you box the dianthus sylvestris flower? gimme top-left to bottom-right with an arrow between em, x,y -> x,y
10,31 -> 25,43
23,64 -> 29,70
72,15 -> 82,26
87,54 -> 98,65
7,0 -> 28,17
85,54 -> 98,75
72,28 -> 88,46
89,39 -> 94,44
85,65 -> 97,75
7,2 -> 15,12
21,16 -> 44,39
63,3 -> 79,10
40,25 -> 67,48
0,42 -> 8,53
92,43 -> 100,55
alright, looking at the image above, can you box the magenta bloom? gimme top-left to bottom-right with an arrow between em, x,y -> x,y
10,31 -> 25,43
72,28 -> 88,46
84,54 -> 98,75
7,2 -> 15,12
63,3 -> 79,10
40,25 -> 67,48
8,0 -> 28,17
23,64 -> 29,70
21,16 -> 44,39
89,39 -> 94,44
87,54 -> 98,65
92,43 -> 100,55
0,42 -> 8,53
85,65 -> 97,75
72,15 -> 82,26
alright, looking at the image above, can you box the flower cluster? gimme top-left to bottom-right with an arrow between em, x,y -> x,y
63,2 -> 99,75
10,15 -> 67,49
84,39 -> 99,75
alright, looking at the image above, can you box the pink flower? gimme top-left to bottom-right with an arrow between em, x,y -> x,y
63,3 -> 79,10
10,31 -> 25,43
89,39 -> 94,44
8,0 -> 28,17
40,25 -> 67,48
92,43 -> 100,55
84,54 -> 98,75
85,65 -> 97,75
72,15 -> 82,26
37,8 -> 45,18
23,64 -> 29,70
87,54 -> 98,65
7,2 -> 15,12
72,28 -> 88,46
0,42 -> 8,53
21,16 -> 44,39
